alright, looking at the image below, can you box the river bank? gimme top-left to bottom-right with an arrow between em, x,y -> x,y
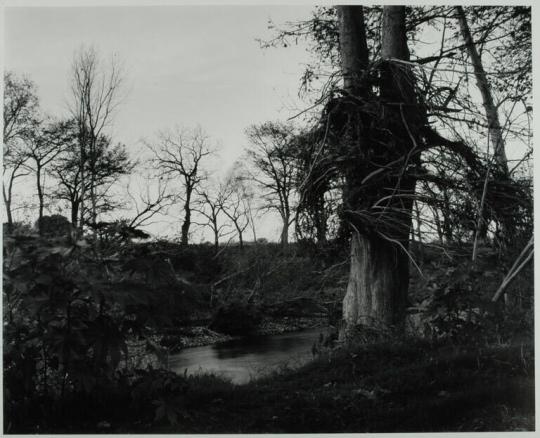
141,340 -> 535,433
160,316 -> 329,351
100,338 -> 536,434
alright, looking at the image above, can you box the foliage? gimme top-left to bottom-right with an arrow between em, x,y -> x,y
2,235 -> 197,432
409,244 -> 534,345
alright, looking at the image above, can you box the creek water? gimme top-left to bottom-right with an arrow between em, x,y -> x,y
168,327 -> 328,384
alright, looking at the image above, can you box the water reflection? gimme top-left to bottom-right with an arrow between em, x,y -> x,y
168,327 -> 326,384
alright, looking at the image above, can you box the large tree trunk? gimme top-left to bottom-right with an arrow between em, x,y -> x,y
338,6 -> 369,96
343,233 -> 409,329
340,6 -> 417,336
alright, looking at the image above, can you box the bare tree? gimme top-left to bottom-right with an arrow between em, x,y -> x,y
227,161 -> 258,243
3,72 -> 40,232
125,171 -> 177,231
3,146 -> 30,232
25,119 -> 75,234
3,72 -> 40,145
221,179 -> 250,249
69,46 -> 124,230
146,125 -> 213,245
246,122 -> 297,245
50,132 -> 131,228
192,182 -> 231,252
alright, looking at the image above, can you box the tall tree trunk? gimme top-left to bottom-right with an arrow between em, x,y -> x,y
213,226 -> 219,253
339,6 -> 369,96
89,136 -> 98,228
181,188 -> 192,245
71,200 -> 79,229
36,166 -> 44,235
79,132 -> 86,233
455,6 -> 508,174
3,165 -> 22,234
238,228 -> 244,249
280,214 -> 289,246
456,6 -> 513,246
3,188 -> 13,234
250,218 -> 257,243
340,6 -> 417,336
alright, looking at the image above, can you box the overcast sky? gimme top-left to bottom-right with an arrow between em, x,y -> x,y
4,3 -> 533,241
4,5 -> 316,240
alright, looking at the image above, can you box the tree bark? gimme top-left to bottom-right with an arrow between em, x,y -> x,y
338,6 -> 369,95
343,232 -> 409,329
340,6 -> 416,336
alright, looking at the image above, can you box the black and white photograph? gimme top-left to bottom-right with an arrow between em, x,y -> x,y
2,1 -> 534,433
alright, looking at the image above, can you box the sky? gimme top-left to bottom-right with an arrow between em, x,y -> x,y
4,4 -> 317,240
4,3 -> 535,242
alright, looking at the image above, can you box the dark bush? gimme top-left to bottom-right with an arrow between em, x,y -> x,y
209,301 -> 262,335
35,214 -> 71,237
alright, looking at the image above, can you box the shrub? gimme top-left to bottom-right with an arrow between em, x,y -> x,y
34,214 -> 71,237
2,236 -> 175,432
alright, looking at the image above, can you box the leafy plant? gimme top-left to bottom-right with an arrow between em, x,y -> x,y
3,235 -> 176,432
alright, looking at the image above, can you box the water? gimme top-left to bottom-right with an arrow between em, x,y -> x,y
168,327 -> 327,384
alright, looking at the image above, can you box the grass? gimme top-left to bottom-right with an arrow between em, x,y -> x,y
9,330 -> 533,433
113,338 -> 534,434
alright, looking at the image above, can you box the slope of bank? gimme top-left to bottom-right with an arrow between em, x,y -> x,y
33,338 -> 533,433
